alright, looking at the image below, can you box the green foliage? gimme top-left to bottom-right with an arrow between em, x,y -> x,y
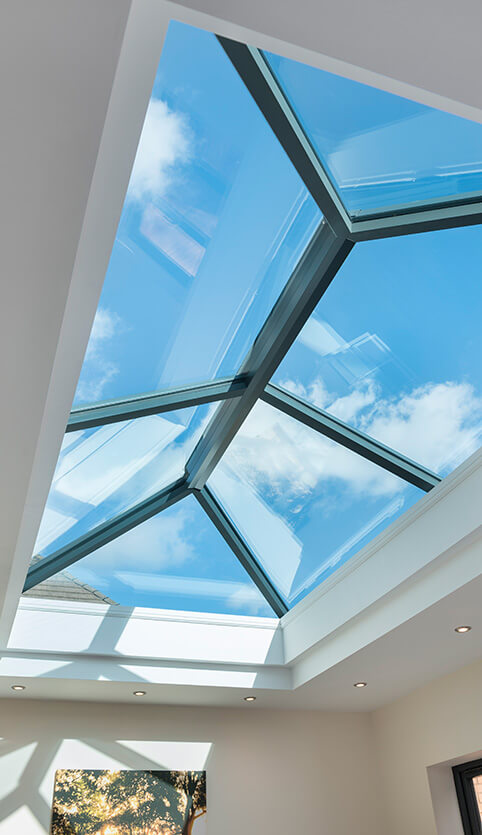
51,769 -> 207,834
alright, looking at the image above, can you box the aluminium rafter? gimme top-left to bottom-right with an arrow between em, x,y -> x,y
67,376 -> 249,432
195,486 -> 288,617
219,35 -> 482,242
185,222 -> 354,489
217,35 -> 351,237
23,477 -> 190,592
262,383 -> 441,492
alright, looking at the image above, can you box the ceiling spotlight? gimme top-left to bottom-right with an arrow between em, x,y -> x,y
244,696 -> 256,702
455,625 -> 472,633
133,690 -> 146,697
11,685 -> 26,691
353,682 -> 367,688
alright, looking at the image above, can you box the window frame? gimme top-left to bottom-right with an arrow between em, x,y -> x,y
453,758 -> 482,835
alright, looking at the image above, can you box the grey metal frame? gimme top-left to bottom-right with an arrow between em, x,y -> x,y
218,36 -> 482,242
67,377 -> 249,432
262,383 -> 441,492
185,222 -> 354,489
195,487 -> 288,617
23,31 -> 482,614
24,478 -> 190,592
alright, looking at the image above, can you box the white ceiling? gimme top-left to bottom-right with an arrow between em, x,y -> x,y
174,0 -> 482,119
2,567 -> 482,711
0,0 -> 481,709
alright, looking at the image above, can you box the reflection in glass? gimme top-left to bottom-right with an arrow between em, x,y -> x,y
209,402 -> 423,606
60,496 -> 275,616
74,22 -> 320,405
34,404 -> 213,559
273,225 -> 482,476
265,50 -> 482,217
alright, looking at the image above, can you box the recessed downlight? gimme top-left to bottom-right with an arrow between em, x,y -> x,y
244,696 -> 256,702
133,690 -> 146,697
11,685 -> 26,691
455,625 -> 472,633
353,682 -> 367,688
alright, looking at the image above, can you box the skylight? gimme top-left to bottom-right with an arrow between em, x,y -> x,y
265,50 -> 482,218
23,21 -> 482,618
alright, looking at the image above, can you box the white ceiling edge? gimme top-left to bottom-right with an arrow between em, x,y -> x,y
0,650 -> 291,692
283,448 -> 482,661
162,0 -> 482,122
172,0 -> 482,120
9,601 -> 284,666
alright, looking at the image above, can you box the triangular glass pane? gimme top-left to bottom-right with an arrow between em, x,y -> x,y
34,404 -> 213,559
74,21 -> 320,406
35,495 -> 275,617
209,401 -> 424,607
265,49 -> 482,219
272,224 -> 482,476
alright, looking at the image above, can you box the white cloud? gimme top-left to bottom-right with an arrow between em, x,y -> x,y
81,505 -> 196,578
329,380 -> 377,423
224,400 -> 400,501
223,378 -> 482,507
85,308 -> 120,357
360,381 -> 482,473
127,98 -> 190,204
75,307 -> 121,402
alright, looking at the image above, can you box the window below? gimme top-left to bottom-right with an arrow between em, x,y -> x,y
453,758 -> 482,834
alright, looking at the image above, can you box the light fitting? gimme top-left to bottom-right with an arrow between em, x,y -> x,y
244,696 -> 256,702
353,682 -> 367,688
133,690 -> 146,696
11,685 -> 26,691
454,625 -> 472,633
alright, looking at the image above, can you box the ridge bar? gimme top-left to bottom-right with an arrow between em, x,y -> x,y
185,222 -> 354,489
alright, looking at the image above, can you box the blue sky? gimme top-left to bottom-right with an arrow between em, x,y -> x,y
32,21 -> 482,615
267,50 -> 482,216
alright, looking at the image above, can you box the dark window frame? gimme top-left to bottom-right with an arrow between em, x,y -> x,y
453,758 -> 482,834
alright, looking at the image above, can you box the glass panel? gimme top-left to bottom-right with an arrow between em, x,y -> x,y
74,22 -> 320,405
34,404 -> 213,559
265,50 -> 482,218
273,225 -> 482,476
57,496 -> 274,616
209,401 -> 423,607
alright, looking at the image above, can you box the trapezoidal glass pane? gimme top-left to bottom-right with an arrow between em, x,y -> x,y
33,404 -> 213,559
51,495 -> 275,616
209,401 -> 423,607
74,21 -> 320,406
265,50 -> 482,218
273,224 -> 482,476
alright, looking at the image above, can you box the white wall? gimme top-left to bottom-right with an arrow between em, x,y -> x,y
0,699 -> 384,834
371,658 -> 482,835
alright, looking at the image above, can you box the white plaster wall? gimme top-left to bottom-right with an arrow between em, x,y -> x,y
371,658 -> 482,835
0,699 -> 384,834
